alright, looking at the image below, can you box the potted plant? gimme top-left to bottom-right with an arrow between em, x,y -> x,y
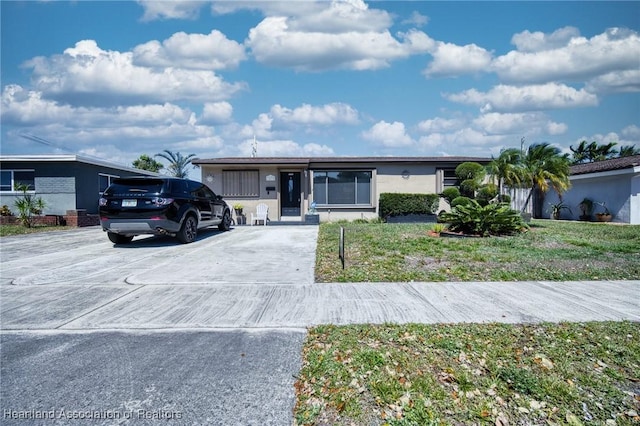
578,198 -> 593,221
548,201 -> 571,220
595,202 -> 613,222
233,203 -> 244,215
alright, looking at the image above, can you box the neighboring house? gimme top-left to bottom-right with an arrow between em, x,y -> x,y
192,156 -> 490,222
544,155 -> 640,224
0,155 -> 157,222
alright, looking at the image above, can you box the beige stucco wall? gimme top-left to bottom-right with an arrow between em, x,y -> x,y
201,165 -> 307,222
200,161 -> 457,222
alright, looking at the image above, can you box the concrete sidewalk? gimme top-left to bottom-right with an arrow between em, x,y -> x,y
2,280 -> 639,331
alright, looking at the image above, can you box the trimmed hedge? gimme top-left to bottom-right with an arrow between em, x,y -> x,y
379,193 -> 440,218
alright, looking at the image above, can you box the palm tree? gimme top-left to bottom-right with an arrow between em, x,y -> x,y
593,142 -> 618,161
486,148 -> 523,202
155,150 -> 196,178
569,140 -> 591,164
519,143 -> 571,217
619,144 -> 640,157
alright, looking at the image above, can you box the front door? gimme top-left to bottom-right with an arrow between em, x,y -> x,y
280,172 -> 301,216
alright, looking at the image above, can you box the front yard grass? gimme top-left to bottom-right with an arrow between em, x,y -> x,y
315,220 -> 640,282
302,220 -> 640,425
294,321 -> 640,425
0,224 -> 72,237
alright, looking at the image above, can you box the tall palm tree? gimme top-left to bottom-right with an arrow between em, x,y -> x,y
486,148 -> 523,202
155,150 -> 196,178
619,144 -> 640,157
593,142 -> 618,161
520,143 -> 571,217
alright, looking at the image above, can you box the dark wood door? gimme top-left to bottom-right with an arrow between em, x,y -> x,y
280,172 -> 301,216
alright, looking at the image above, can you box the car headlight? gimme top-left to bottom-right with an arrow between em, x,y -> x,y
99,198 -> 108,206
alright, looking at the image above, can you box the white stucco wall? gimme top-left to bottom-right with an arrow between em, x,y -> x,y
543,168 -> 639,224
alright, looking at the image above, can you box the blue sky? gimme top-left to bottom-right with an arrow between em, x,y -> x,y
1,1 -> 639,175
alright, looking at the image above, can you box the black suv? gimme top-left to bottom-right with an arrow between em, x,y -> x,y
99,177 -> 231,244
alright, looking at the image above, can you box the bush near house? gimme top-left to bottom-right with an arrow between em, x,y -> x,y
379,193 -> 440,219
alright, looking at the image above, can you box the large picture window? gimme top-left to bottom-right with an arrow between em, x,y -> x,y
222,170 -> 260,197
313,170 -> 372,206
0,170 -> 35,192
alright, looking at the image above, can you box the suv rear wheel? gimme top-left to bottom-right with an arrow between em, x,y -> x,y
177,215 -> 197,244
107,232 -> 134,244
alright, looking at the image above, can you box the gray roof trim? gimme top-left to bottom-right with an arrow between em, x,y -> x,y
0,154 -> 159,176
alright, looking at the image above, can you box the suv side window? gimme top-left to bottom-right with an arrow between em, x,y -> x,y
171,179 -> 189,196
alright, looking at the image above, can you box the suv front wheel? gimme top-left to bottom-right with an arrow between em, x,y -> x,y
177,215 -> 198,244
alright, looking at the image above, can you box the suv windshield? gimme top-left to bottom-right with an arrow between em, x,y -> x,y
104,179 -> 165,196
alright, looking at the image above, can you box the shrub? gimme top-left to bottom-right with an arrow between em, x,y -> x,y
440,187 -> 460,205
13,183 -> 46,228
455,162 -> 486,182
379,193 -> 440,218
476,183 -> 499,206
1,205 -> 13,216
450,196 -> 473,208
439,199 -> 527,236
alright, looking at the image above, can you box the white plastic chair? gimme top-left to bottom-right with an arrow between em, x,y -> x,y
251,203 -> 268,226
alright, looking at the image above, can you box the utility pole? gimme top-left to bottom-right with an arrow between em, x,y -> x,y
251,134 -> 257,158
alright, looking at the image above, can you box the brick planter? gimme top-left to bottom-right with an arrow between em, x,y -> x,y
0,210 -> 99,227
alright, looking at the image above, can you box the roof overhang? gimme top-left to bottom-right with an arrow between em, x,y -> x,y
192,156 -> 491,167
0,154 -> 158,176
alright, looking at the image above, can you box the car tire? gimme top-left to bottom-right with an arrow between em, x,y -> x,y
177,215 -> 197,244
107,232 -> 134,244
218,210 -> 231,231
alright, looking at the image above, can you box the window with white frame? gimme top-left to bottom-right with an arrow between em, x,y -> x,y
99,174 -> 119,195
0,170 -> 35,192
313,170 -> 372,206
436,168 -> 458,193
222,170 -> 260,197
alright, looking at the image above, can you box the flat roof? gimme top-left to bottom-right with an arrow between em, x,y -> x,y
192,156 -> 491,166
0,154 -> 158,176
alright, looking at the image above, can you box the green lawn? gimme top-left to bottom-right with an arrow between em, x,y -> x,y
315,220 -> 640,282
294,321 -> 640,425
300,220 -> 640,425
0,224 -> 72,237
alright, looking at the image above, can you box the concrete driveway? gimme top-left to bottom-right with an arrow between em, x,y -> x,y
1,225 -> 639,425
1,225 -> 317,426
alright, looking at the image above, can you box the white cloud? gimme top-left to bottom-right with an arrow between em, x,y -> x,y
585,69 -> 640,94
137,0 -> 204,21
473,112 -> 567,136
247,16 -> 432,71
361,120 -> 414,147
24,40 -> 247,106
244,0 -> 433,72
493,28 -> 640,86
445,83 -> 598,112
1,85 -> 75,125
200,102 -> 233,124
235,139 -> 334,157
402,11 -> 429,27
424,41 -> 492,77
133,30 -> 246,70
622,124 -> 640,140
511,26 -> 580,52
417,117 -> 464,133
270,103 -> 360,126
